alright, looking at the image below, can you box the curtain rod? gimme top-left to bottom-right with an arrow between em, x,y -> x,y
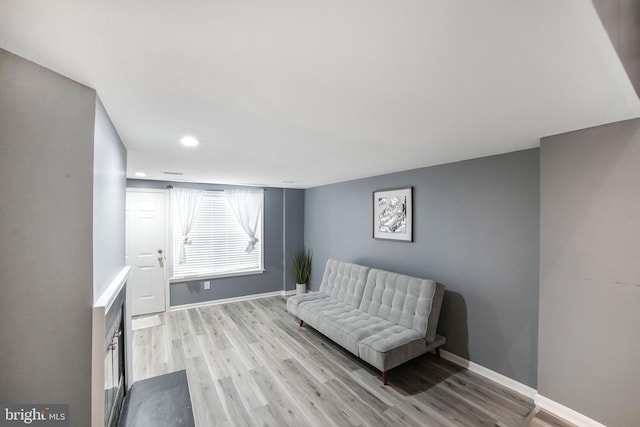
166,185 -> 267,191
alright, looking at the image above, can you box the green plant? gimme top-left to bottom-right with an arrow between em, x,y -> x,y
292,249 -> 313,284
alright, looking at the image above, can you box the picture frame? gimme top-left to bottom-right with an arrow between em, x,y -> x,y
372,187 -> 413,242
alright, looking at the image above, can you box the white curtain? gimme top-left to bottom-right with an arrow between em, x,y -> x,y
173,187 -> 204,264
224,189 -> 263,253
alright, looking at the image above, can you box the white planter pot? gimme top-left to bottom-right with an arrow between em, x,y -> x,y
296,283 -> 307,295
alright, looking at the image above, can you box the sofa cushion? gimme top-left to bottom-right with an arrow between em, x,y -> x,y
318,259 -> 370,307
358,327 -> 427,371
297,297 -> 364,355
286,292 -> 331,317
359,269 -> 438,338
298,297 -> 417,357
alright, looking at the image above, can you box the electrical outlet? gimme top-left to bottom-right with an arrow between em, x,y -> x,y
203,281 -> 210,290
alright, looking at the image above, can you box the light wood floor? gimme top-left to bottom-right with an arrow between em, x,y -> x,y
132,296 -> 570,427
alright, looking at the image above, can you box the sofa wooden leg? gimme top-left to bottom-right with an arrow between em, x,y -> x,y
435,347 -> 441,358
299,319 -> 304,327
382,371 -> 388,385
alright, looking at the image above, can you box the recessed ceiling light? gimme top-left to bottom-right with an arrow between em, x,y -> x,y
135,171 -> 146,177
179,136 -> 200,147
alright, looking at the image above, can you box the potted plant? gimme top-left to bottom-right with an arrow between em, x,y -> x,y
292,249 -> 312,295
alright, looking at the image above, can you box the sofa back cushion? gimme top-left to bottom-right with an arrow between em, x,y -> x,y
318,259 -> 370,307
359,268 -> 444,341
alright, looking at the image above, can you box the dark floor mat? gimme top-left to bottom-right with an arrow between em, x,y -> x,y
117,370 -> 194,427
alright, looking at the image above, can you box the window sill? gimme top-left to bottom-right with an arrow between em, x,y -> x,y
169,269 -> 265,284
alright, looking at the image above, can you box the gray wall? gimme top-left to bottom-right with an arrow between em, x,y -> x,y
93,98 -> 127,301
539,119 -> 640,426
305,149 -> 540,387
127,180 -> 304,305
0,49 -> 96,427
592,0 -> 640,96
284,189 -> 305,291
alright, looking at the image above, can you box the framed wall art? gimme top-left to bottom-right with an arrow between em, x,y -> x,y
372,187 -> 413,242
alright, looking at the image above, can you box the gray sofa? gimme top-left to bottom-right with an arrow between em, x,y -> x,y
287,259 -> 446,384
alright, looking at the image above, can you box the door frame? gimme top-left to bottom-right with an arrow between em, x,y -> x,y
126,187 -> 171,313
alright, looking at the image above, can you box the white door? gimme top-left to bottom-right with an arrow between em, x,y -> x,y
126,190 -> 168,316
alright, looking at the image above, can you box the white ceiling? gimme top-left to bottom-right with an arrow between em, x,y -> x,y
2,0 -> 639,188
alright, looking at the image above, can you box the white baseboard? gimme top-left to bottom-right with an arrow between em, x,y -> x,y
535,394 -> 606,427
439,349 -> 537,399
170,289 -> 292,311
439,350 -> 607,426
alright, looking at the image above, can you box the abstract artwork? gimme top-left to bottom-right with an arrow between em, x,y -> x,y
372,187 -> 413,241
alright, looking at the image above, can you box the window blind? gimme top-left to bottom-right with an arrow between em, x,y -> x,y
172,190 -> 263,278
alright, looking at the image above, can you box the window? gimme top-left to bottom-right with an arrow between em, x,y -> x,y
171,190 -> 263,279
